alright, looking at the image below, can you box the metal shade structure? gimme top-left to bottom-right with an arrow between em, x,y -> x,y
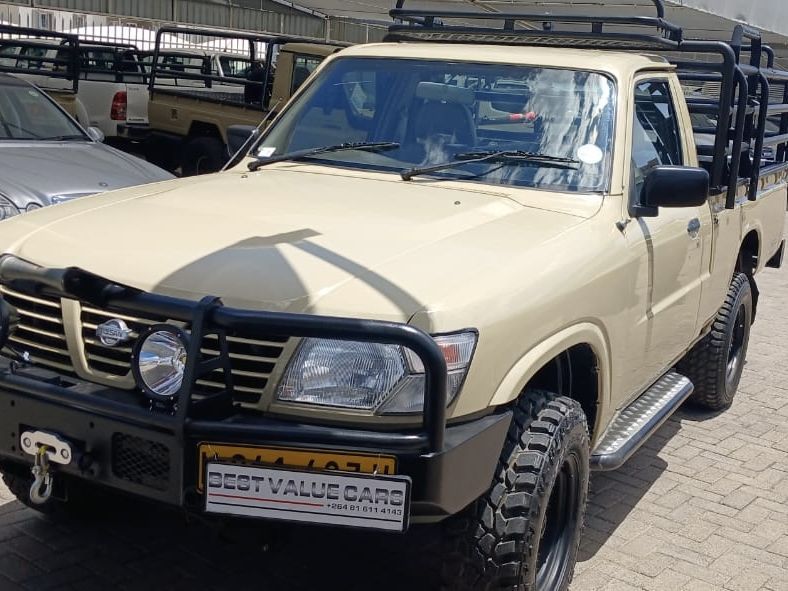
286,0 -> 788,66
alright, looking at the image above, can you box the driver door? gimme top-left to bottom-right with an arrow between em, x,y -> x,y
624,76 -> 706,395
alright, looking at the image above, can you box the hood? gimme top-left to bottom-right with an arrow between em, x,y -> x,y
0,141 -> 174,210
1,166 -> 596,321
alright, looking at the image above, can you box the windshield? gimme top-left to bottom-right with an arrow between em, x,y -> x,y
257,57 -> 616,192
0,82 -> 86,141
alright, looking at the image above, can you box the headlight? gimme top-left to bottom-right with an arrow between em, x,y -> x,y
132,325 -> 189,400
276,331 -> 477,415
0,195 -> 21,221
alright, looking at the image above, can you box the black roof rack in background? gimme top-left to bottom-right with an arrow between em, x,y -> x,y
385,1 -> 788,209
387,0 -> 682,49
0,24 -> 80,93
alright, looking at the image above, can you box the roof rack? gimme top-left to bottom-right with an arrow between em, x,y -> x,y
385,1 -> 788,208
0,24 -> 80,93
387,0 -> 682,50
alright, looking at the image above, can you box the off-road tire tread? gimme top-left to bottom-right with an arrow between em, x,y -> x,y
441,390 -> 589,591
678,272 -> 752,411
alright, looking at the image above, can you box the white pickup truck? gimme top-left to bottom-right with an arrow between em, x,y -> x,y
69,41 -> 150,144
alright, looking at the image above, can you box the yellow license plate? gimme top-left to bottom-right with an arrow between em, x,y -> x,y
197,443 -> 397,490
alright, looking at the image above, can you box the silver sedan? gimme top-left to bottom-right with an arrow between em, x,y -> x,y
0,73 -> 173,221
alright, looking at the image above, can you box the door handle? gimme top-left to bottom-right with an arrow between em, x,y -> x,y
687,218 -> 701,238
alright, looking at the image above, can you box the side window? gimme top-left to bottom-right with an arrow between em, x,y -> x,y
290,54 -> 322,94
631,79 -> 683,197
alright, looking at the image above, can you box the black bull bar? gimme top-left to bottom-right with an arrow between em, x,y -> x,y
0,255 -> 449,454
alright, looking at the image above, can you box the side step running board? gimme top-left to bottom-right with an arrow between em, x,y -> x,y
591,371 -> 693,471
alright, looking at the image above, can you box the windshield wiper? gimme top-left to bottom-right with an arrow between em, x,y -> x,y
248,141 -> 400,172
400,150 -> 580,181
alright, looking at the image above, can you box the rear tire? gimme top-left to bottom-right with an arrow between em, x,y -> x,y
678,272 -> 752,411
181,136 -> 227,176
441,390 -> 590,591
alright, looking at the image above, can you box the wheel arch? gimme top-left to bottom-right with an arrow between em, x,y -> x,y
738,229 -> 761,275
187,120 -> 225,143
489,322 -> 610,440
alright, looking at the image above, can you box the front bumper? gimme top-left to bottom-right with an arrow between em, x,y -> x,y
0,363 -> 510,520
117,122 -> 151,141
0,256 -> 510,522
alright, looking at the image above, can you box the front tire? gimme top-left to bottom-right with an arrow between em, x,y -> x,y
442,390 -> 590,591
678,272 -> 753,411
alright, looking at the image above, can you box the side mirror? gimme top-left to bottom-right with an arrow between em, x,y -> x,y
226,125 -> 258,156
87,127 -> 105,143
631,165 -> 709,218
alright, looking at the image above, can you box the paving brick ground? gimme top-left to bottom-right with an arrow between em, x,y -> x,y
0,267 -> 786,590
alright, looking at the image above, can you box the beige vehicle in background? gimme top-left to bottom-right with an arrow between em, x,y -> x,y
0,3 -> 786,590
145,27 -> 342,175
0,25 -> 91,125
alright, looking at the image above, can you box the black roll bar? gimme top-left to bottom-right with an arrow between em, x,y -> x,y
0,24 -> 80,93
148,26 -> 344,110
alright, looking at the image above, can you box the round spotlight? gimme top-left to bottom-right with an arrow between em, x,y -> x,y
132,325 -> 190,401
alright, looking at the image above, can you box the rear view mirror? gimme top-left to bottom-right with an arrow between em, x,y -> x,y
226,125 -> 258,156
631,165 -> 709,217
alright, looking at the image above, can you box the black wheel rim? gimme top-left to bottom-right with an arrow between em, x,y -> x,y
726,304 -> 747,386
535,451 -> 582,589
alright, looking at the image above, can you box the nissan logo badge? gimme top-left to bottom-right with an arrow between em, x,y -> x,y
96,319 -> 133,347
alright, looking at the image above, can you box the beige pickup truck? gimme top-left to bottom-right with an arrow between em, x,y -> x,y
145,27 -> 342,175
0,3 -> 786,590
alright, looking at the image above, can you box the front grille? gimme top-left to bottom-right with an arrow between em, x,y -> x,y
0,285 -> 75,374
80,306 -> 289,404
111,433 -> 170,491
81,306 -> 157,377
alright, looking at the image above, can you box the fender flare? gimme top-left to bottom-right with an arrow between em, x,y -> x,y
489,322 -> 611,420
187,120 -> 227,144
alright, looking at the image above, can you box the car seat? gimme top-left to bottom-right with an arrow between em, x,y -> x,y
404,84 -> 478,164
